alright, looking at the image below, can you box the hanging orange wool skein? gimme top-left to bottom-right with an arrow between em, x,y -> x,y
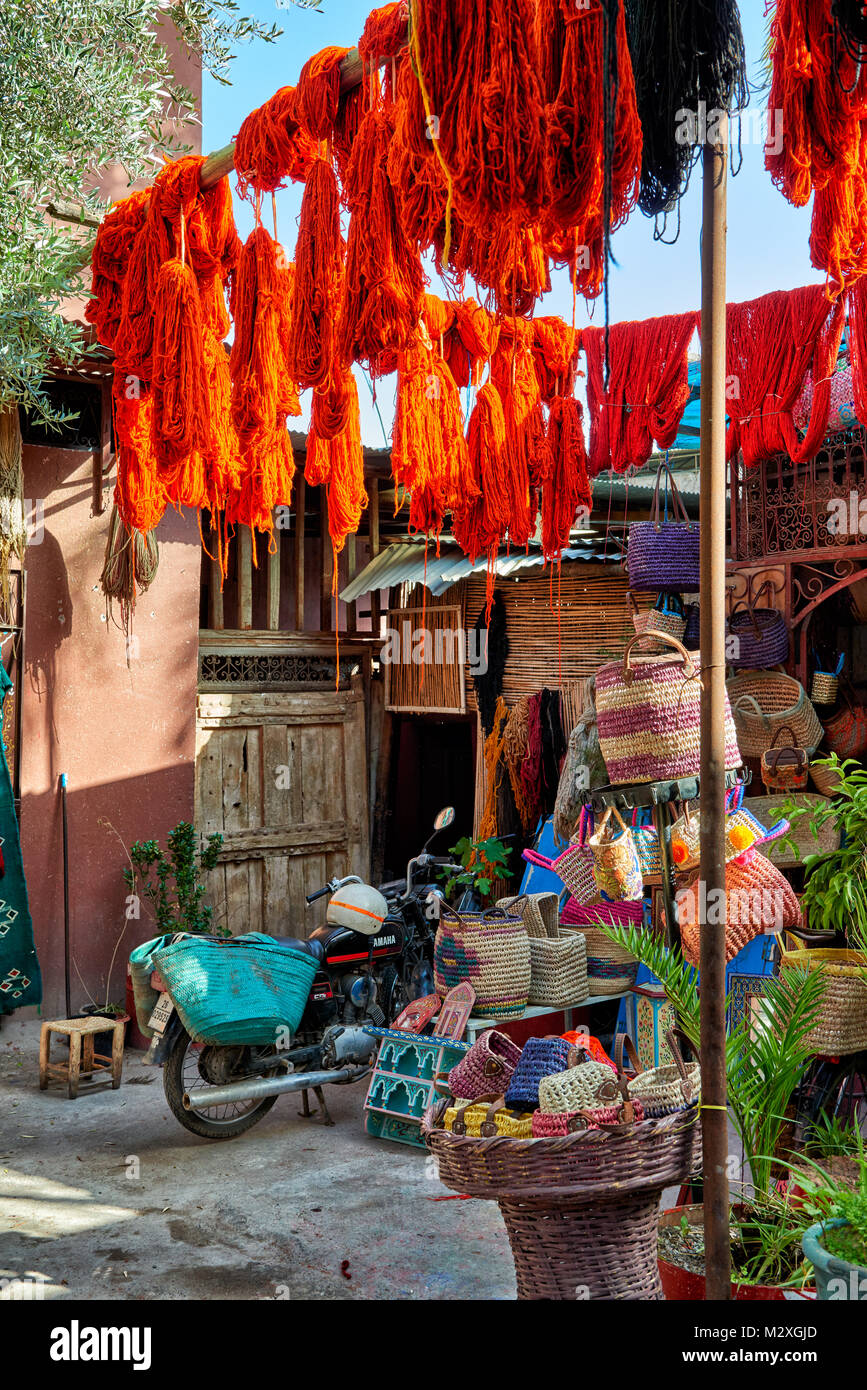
338,107 -> 425,373
391,323 -> 474,538
234,86 -> 317,201
287,157 -> 345,391
294,46 -> 352,142
543,396 -> 591,563
452,382 -> 510,564
307,369 -> 368,556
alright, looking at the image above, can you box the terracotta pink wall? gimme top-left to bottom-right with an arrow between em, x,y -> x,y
20,446 -> 202,1015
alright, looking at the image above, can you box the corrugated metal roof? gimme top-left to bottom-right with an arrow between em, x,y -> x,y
340,536 -> 625,601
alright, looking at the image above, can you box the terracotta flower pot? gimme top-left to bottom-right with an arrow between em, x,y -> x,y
658,1204 -> 815,1301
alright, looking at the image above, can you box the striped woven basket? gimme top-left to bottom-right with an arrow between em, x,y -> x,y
780,946 -> 867,1056
596,632 -> 741,784
434,902 -> 531,1019
501,893 -> 589,1009
559,922 -> 639,995
677,851 -> 802,969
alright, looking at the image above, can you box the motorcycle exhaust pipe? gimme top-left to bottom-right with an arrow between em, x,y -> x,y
182,1066 -> 362,1112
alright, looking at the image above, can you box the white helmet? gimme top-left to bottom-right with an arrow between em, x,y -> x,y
327,882 -> 389,936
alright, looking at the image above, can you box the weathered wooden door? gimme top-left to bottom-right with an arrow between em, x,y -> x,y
195,680 -> 369,937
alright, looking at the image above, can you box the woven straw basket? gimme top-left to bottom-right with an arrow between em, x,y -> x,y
811,671 -> 840,705
423,1099 -> 702,1300
727,671 -> 823,759
502,894 -> 589,1009
434,901 -> 531,1019
677,851 -> 802,969
627,592 -> 686,654
810,758 -> 842,798
559,921 -> 639,995
780,946 -> 867,1056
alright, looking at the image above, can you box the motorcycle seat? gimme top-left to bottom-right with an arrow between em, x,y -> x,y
270,935 -> 325,962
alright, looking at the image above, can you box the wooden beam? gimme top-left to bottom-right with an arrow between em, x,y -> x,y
199,46 -> 375,190
267,522 -> 281,631
209,557 -> 225,631
294,474 -> 306,632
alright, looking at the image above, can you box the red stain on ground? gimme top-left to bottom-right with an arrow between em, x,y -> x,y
340,1260 -> 351,1280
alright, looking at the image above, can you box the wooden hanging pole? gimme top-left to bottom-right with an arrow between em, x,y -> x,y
698,114 -> 731,1302
198,45 -> 379,191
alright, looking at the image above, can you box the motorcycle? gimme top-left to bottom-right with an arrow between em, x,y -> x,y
145,807 -> 465,1141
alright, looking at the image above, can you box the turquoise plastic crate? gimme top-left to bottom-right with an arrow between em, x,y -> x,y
363,1027 -> 470,1149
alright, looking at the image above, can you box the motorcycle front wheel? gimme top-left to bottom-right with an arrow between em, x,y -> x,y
163,1027 -> 280,1141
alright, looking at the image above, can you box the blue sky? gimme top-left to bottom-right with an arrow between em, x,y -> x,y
203,0 -> 820,446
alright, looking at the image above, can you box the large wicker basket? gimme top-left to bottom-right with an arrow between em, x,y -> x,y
423,1102 -> 702,1300
780,945 -> 867,1056
727,671 -> 823,758
559,921 -> 639,996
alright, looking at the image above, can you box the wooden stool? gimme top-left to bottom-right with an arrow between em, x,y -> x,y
39,1017 -> 125,1098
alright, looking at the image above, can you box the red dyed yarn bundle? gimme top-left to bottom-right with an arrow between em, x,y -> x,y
287,157 -> 346,391
722,286 -> 846,467
392,325 -> 473,536
583,312 -> 698,475
234,86 -> 317,201
543,396 -> 591,562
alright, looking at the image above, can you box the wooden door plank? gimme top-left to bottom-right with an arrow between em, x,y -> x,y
238,527 -> 253,630
294,474 -> 306,633
267,525 -> 281,631
262,723 -> 291,830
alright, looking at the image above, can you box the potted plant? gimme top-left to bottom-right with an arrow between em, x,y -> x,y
603,921 -> 826,1298
793,1138 -> 867,1299
437,834 -> 512,905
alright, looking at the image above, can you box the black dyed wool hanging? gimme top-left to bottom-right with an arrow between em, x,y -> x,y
624,0 -> 748,223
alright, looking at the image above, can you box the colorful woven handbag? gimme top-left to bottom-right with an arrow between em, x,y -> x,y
761,724 -> 810,792
726,582 -> 789,669
550,806 -> 597,903
446,1029 -> 522,1101
588,805 -> 644,901
531,1097 -> 645,1136
822,691 -> 867,758
559,922 -> 641,995
434,901 -> 531,1019
626,462 -> 700,591
631,812 -> 662,883
810,653 -> 843,706
596,632 -> 741,784
443,1095 -> 533,1138
628,591 -> 686,654
504,1035 -> 572,1111
669,799 -> 783,874
677,851 -> 802,969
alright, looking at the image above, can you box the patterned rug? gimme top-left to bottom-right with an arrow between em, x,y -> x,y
0,662 -> 41,1013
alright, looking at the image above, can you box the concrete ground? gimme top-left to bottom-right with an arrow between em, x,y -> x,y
0,1015 -> 515,1301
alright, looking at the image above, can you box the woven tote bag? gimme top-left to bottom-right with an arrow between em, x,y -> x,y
628,592 -> 686,654
504,1036 -> 572,1110
433,902 -> 531,1019
761,724 -> 809,793
596,631 -> 741,784
626,462 -> 700,591
501,894 -> 589,1008
726,582 -> 789,669
151,933 -> 318,1045
669,803 -> 776,874
588,805 -> 644,901
811,654 -> 844,706
620,1033 -> 701,1118
559,922 -> 640,995
560,897 -> 644,928
780,946 -> 867,1056
538,1055 -> 624,1113
631,819 -> 662,883
677,851 -> 802,969
531,1097 -> 645,1135
727,672 -> 823,759
446,1029 -> 523,1101
822,694 -> 867,759
444,1095 -> 533,1138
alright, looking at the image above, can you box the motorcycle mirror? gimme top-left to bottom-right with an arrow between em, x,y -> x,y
433,806 -> 455,832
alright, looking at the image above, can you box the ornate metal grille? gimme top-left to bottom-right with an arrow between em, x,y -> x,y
198,651 -> 358,689
732,427 -> 867,563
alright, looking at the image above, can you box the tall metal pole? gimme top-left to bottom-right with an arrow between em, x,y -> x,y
698,116 -> 731,1300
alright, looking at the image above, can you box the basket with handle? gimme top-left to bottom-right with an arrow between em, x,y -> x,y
727,671 -> 823,759
779,944 -> 867,1056
501,893 -> 589,1009
446,1029 -> 523,1102
677,851 -> 802,969
669,801 -> 775,874
596,631 -> 741,784
822,684 -> 867,758
626,462 -> 700,591
631,812 -> 662,883
588,805 -> 644,902
538,1053 -> 626,1113
627,591 -> 686,654
531,1097 -> 645,1136
150,932 -> 319,1046
726,581 -> 789,669
443,1094 -> 534,1139
811,653 -> 844,706
761,724 -> 810,793
559,915 -> 641,995
433,900 -> 531,1019
620,1031 -> 701,1118
504,1035 -> 573,1110
549,806 -> 598,903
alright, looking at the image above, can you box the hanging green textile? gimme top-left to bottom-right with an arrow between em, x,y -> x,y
0,662 -> 40,1013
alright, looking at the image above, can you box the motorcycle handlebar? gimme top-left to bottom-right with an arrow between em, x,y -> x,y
305,885 -> 331,905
